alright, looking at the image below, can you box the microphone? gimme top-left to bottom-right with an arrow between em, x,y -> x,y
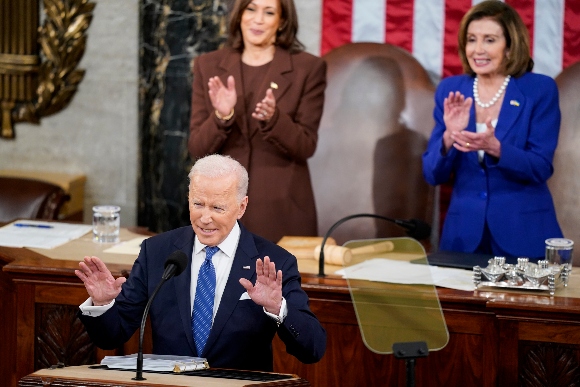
133,250 -> 188,381
162,250 -> 189,280
391,218 -> 432,241
317,213 -> 431,277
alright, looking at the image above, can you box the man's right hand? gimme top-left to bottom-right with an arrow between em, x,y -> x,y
75,256 -> 126,306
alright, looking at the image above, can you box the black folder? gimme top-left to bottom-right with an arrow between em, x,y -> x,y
425,250 -> 495,270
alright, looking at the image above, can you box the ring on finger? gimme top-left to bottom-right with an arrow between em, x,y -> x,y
466,142 -> 470,148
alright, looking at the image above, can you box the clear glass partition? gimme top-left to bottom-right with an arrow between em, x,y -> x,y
341,237 -> 448,354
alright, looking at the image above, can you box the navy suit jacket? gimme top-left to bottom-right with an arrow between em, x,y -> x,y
80,223 -> 326,371
423,72 -> 562,258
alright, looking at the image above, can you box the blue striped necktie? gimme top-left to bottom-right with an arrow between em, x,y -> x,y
192,245 -> 218,355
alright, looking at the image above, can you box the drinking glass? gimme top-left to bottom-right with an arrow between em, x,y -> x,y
545,238 -> 574,271
92,205 -> 120,243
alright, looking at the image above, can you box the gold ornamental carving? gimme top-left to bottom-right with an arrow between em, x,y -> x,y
0,0 -> 95,139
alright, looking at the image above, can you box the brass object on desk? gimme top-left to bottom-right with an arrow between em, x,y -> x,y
0,0 -> 95,138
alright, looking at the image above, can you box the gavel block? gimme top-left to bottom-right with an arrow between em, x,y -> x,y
277,236 -> 337,260
314,240 -> 395,265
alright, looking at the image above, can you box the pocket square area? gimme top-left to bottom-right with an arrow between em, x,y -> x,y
239,292 -> 251,300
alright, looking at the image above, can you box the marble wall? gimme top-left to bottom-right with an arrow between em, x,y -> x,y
0,0 -> 320,230
138,0 -> 229,232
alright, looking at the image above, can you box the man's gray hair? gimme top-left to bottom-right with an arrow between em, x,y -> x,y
189,154 -> 249,202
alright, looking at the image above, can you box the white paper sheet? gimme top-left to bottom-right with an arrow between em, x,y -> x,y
336,258 -> 474,291
0,220 -> 93,249
103,236 -> 148,255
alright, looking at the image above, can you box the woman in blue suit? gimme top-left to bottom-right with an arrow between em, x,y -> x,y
423,0 -> 562,259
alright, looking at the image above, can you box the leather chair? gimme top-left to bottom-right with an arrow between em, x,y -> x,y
0,177 -> 70,223
550,62 -> 580,265
309,42 -> 436,246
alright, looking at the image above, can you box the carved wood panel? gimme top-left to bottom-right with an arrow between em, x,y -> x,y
519,342 -> 580,387
34,304 -> 96,370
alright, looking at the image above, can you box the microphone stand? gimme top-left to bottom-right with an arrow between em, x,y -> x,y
128,250 -> 187,381
393,341 -> 429,387
318,213 -> 430,277
132,278 -> 168,381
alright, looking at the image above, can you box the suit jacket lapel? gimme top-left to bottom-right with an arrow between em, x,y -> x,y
464,79 -> 479,164
172,227 -> 197,354
495,78 -> 525,142
262,48 -> 293,103
203,223 -> 258,356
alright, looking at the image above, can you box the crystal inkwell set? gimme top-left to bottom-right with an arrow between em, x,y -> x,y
473,238 -> 574,296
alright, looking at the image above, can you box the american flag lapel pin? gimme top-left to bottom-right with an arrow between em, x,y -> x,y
510,100 -> 520,106
270,82 -> 278,89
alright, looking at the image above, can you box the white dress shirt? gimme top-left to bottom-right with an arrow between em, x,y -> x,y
476,119 -> 498,162
80,222 -> 287,324
190,222 -> 240,321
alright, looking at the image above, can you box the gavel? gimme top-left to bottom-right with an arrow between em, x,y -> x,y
313,240 -> 395,265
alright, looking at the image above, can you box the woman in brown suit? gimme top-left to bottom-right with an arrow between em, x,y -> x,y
188,0 -> 326,242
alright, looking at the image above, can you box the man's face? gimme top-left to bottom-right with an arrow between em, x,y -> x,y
189,174 -> 248,246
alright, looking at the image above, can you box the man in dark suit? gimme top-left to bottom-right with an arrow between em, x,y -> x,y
75,154 -> 326,371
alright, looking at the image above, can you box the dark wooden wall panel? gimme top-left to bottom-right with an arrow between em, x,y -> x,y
4,246 -> 580,387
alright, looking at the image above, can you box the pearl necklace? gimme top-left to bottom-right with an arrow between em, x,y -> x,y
473,75 -> 511,109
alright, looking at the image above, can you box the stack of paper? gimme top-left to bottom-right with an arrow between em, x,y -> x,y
101,354 -> 209,372
0,220 -> 93,249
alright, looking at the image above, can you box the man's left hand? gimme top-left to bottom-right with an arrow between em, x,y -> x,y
239,256 -> 282,315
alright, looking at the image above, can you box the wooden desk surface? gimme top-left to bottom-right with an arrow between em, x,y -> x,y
20,365 -> 307,387
0,227 -> 149,278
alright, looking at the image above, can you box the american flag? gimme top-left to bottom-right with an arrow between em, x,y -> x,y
318,0 -> 580,80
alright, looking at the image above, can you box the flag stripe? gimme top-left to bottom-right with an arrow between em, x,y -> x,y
385,0 -> 414,53
353,0 -> 386,43
508,0 -> 536,57
412,0 -> 445,81
320,0 -> 580,78
321,0 -> 353,55
442,0 -> 471,78
532,0 -> 563,77
563,0 -> 580,68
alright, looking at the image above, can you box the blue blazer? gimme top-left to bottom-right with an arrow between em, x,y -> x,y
80,223 -> 326,371
422,72 -> 562,258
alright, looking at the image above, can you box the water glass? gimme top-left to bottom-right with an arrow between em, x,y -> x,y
545,238 -> 574,270
92,205 -> 121,243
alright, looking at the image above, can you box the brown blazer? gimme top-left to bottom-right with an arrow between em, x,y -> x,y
188,47 -> 326,242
